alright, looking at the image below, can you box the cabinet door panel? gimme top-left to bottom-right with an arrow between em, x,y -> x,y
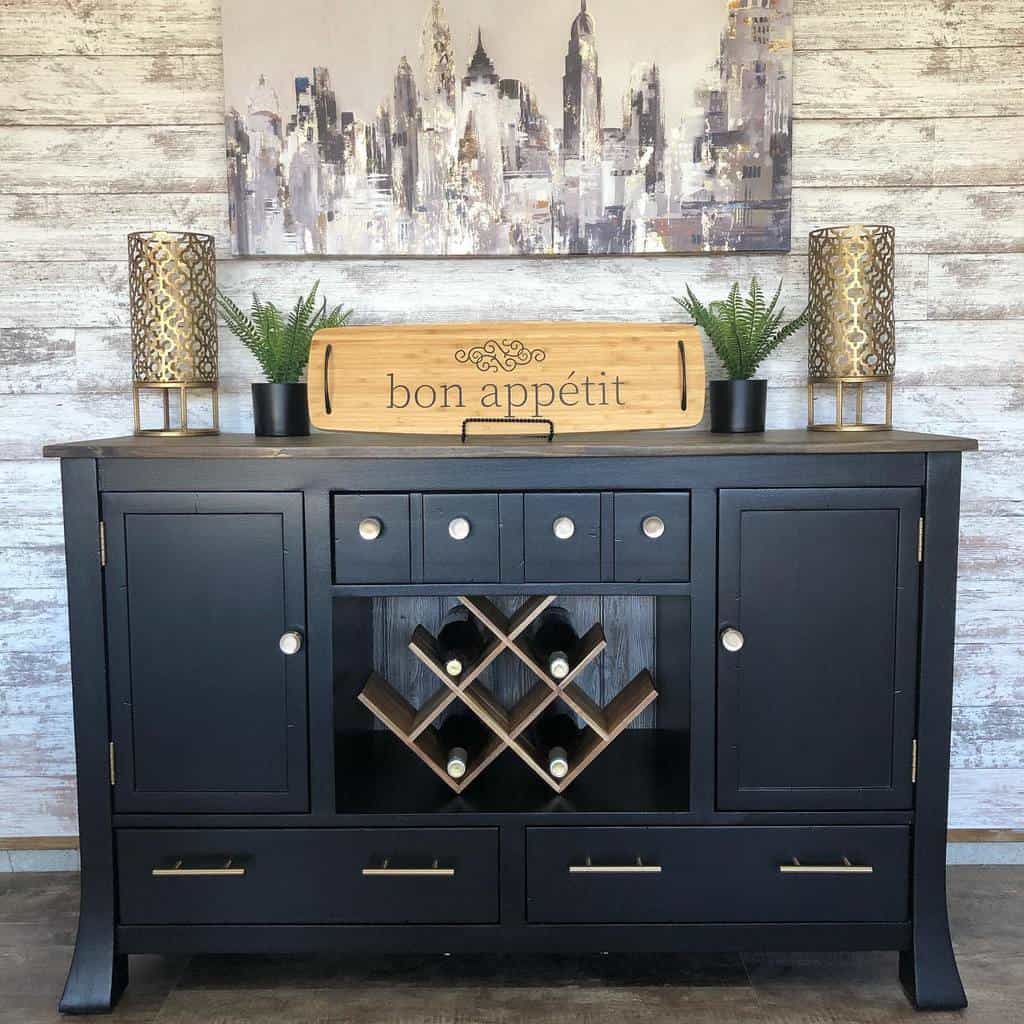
717,488 -> 920,810
105,492 -> 307,813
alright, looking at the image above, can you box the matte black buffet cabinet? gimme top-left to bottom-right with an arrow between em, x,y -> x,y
44,428 -> 977,1013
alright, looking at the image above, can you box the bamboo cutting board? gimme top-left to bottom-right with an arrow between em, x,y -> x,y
308,322 -> 705,435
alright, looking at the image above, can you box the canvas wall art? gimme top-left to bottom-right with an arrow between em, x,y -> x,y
222,0 -> 794,257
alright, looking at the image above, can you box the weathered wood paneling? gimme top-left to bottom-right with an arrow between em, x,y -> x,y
0,255 -> 932,331
951,706 -> 1024,770
948,770 -> 1024,830
0,56 -> 223,126
0,194 -> 230,261
954,645 -> 1024,708
0,0 -> 221,57
793,0 -> 1024,50
0,588 -> 68,654
0,775 -> 77,838
1,0 -> 1022,837
928,254 -> 1024,319
959,517 -> 1024,579
793,118 -> 1024,188
0,126 -> 227,194
794,48 -> 1024,119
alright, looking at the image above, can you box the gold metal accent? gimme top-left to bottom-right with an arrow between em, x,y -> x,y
779,857 -> 873,874
108,741 -> 115,786
569,856 -> 662,874
361,858 -> 454,877
128,230 -> 219,436
912,739 -> 919,784
152,858 -> 246,877
918,518 -> 925,563
807,225 -> 895,432
99,522 -> 106,568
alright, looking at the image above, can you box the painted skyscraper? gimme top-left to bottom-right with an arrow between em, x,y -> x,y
223,0 -> 794,256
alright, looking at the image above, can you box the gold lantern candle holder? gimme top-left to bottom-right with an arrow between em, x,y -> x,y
128,230 -> 219,436
807,224 -> 895,431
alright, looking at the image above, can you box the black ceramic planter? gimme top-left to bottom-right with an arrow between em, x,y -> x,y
252,382 -> 310,437
709,379 -> 767,433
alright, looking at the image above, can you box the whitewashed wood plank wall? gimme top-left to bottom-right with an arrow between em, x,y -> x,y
0,0 -> 1021,837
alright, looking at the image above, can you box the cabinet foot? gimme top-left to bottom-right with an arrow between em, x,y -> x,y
58,924 -> 128,1014
898,932 -> 966,1012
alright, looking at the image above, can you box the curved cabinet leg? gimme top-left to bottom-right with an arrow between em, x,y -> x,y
900,453 -> 967,1012
59,919 -> 127,1014
899,911 -> 966,1011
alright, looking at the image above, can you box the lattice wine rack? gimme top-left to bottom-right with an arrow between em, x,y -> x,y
357,595 -> 658,793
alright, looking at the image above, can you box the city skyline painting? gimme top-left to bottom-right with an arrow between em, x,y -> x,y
222,0 -> 794,257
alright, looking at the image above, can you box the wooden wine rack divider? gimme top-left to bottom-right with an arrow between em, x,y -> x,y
357,595 -> 658,794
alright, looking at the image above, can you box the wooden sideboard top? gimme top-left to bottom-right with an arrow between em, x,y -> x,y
44,429 -> 978,460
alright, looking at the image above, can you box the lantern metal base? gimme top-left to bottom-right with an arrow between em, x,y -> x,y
133,382 -> 220,437
808,378 -> 893,432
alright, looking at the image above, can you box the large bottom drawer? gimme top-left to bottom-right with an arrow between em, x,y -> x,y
117,828 -> 498,925
526,826 -> 909,924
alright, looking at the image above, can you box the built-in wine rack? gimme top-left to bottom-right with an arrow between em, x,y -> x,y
358,595 -> 658,793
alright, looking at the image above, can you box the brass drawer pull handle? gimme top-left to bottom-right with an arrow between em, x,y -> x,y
151,858 -> 246,877
779,857 -> 874,875
569,856 -> 662,874
361,857 -> 455,878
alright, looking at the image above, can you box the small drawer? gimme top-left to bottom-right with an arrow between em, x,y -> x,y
118,827 -> 499,925
526,826 -> 909,924
613,492 -> 690,582
423,493 -> 499,583
334,494 -> 410,583
524,492 -> 600,582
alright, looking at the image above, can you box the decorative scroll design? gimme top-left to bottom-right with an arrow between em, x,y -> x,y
454,338 -> 547,373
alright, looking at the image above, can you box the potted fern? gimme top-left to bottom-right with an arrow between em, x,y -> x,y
676,278 -> 807,433
217,282 -> 351,436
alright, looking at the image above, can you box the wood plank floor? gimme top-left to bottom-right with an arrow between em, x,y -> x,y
0,868 -> 1021,1023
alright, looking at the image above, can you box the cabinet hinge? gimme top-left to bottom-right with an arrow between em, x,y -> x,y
99,521 -> 107,568
917,517 -> 924,563
108,742 -> 115,786
911,739 -> 918,784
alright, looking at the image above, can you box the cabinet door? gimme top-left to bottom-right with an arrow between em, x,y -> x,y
717,488 -> 920,810
104,492 -> 307,812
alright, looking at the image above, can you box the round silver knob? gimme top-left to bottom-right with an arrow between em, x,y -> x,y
448,516 -> 471,541
720,627 -> 744,653
552,516 -> 575,540
279,630 -> 303,656
358,517 -> 382,541
642,515 -> 665,539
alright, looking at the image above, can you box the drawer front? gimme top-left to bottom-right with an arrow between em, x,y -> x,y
526,826 -> 909,924
423,493 -> 499,583
118,828 -> 498,925
334,494 -> 410,583
613,492 -> 690,582
524,492 -> 601,582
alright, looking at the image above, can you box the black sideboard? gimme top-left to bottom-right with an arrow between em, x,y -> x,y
43,428 -> 977,1013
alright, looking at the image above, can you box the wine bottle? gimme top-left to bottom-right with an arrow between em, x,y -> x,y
532,606 -> 578,680
532,711 -> 580,779
437,712 -> 482,780
435,606 -> 483,678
